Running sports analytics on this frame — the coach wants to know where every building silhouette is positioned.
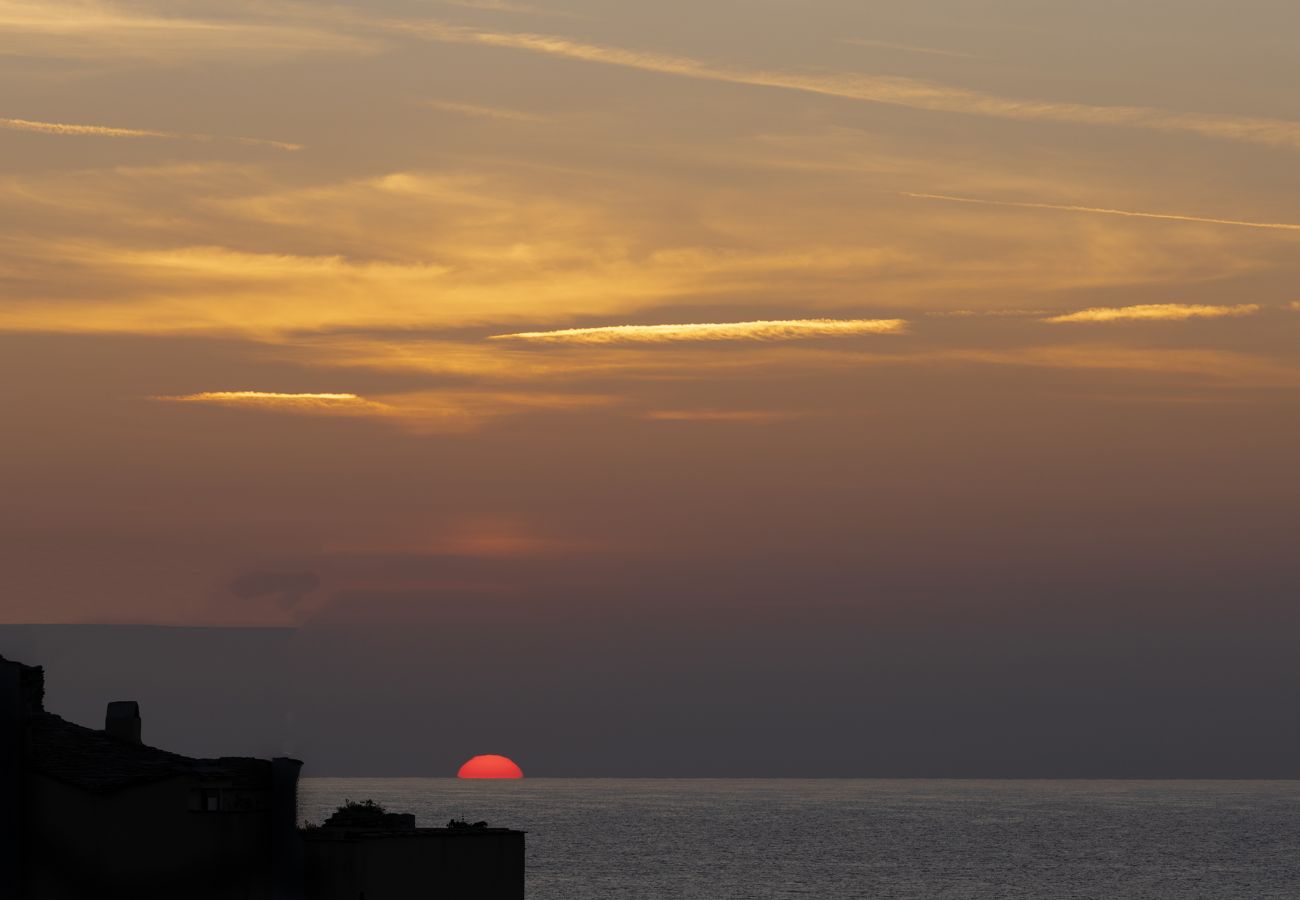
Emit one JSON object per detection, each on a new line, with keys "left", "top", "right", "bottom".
{"left": 1, "top": 653, "right": 524, "bottom": 899}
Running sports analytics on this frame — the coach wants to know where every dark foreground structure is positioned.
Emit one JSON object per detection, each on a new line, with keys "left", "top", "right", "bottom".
{"left": 304, "top": 824, "right": 524, "bottom": 900}
{"left": 0, "top": 653, "right": 524, "bottom": 899}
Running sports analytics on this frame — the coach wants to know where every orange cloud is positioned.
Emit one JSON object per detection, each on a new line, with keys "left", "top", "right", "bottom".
{"left": 152, "top": 389, "right": 614, "bottom": 432}
{"left": 155, "top": 391, "right": 375, "bottom": 408}
{"left": 490, "top": 318, "right": 907, "bottom": 344}
{"left": 1043, "top": 304, "right": 1261, "bottom": 324}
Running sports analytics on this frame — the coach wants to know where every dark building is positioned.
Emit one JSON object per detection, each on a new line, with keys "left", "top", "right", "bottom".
{"left": 1, "top": 653, "right": 301, "bottom": 898}
{"left": 1, "top": 653, "right": 524, "bottom": 899}
{"left": 304, "top": 817, "right": 525, "bottom": 900}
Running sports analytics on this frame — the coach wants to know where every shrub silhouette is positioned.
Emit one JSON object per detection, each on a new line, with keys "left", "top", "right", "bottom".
{"left": 322, "top": 799, "right": 393, "bottom": 828}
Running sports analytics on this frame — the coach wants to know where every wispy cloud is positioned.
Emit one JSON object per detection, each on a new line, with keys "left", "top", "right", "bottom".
{"left": 420, "top": 99, "right": 548, "bottom": 122}
{"left": 0, "top": 156, "right": 1269, "bottom": 345}
{"left": 437, "top": 0, "right": 583, "bottom": 17}
{"left": 0, "top": 116, "right": 300, "bottom": 150}
{"left": 1043, "top": 304, "right": 1261, "bottom": 324}
{"left": 644, "top": 409, "right": 793, "bottom": 423}
{"left": 390, "top": 20, "right": 1300, "bottom": 148}
{"left": 902, "top": 192, "right": 1300, "bottom": 232}
{"left": 1, "top": 117, "right": 172, "bottom": 139}
{"left": 926, "top": 308, "right": 1048, "bottom": 318}
{"left": 839, "top": 37, "right": 986, "bottom": 61}
{"left": 490, "top": 318, "right": 907, "bottom": 344}
{"left": 155, "top": 391, "right": 380, "bottom": 410}
{"left": 0, "top": 0, "right": 375, "bottom": 61}
{"left": 152, "top": 389, "right": 614, "bottom": 432}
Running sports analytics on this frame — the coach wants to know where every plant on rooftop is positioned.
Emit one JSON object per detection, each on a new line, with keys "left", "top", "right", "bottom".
{"left": 322, "top": 798, "right": 390, "bottom": 828}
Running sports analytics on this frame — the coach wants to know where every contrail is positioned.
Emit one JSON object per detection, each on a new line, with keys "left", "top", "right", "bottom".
{"left": 490, "top": 318, "right": 907, "bottom": 344}
{"left": 0, "top": 117, "right": 301, "bottom": 151}
{"left": 155, "top": 391, "right": 366, "bottom": 404}
{"left": 901, "top": 192, "right": 1300, "bottom": 232}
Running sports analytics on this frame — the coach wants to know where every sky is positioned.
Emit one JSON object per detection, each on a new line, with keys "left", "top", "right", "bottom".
{"left": 1, "top": 0, "right": 1299, "bottom": 775}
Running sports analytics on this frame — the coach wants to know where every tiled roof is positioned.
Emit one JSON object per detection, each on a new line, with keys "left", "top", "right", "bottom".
{"left": 26, "top": 711, "right": 272, "bottom": 794}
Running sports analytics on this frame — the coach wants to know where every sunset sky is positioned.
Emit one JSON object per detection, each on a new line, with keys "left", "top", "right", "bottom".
{"left": 3, "top": 1, "right": 1298, "bottom": 774}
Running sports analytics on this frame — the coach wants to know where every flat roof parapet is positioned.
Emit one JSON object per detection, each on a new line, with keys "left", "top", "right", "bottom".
{"left": 303, "top": 827, "right": 525, "bottom": 839}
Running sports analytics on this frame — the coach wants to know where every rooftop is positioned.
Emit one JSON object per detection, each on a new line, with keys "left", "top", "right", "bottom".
{"left": 27, "top": 711, "right": 276, "bottom": 793}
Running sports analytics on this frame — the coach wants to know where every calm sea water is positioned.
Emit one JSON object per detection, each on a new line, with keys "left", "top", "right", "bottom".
{"left": 299, "top": 779, "right": 1300, "bottom": 898}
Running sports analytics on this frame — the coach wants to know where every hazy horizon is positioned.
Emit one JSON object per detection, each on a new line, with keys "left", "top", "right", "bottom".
{"left": 6, "top": 621, "right": 1299, "bottom": 779}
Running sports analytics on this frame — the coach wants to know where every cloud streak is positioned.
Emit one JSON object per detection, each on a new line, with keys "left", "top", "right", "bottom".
{"left": 437, "top": 0, "right": 584, "bottom": 17}
{"left": 0, "top": 116, "right": 300, "bottom": 150}
{"left": 490, "top": 318, "right": 907, "bottom": 344}
{"left": 152, "top": 389, "right": 614, "bottom": 432}
{"left": 645, "top": 409, "right": 793, "bottom": 423}
{"left": 392, "top": 20, "right": 1300, "bottom": 148}
{"left": 839, "top": 38, "right": 987, "bottom": 61}
{"left": 1043, "top": 304, "right": 1261, "bottom": 324}
{"left": 155, "top": 391, "right": 378, "bottom": 410}
{"left": 902, "top": 192, "right": 1300, "bottom": 232}
{"left": 0, "top": 0, "right": 374, "bottom": 61}
{"left": 420, "top": 99, "right": 549, "bottom": 122}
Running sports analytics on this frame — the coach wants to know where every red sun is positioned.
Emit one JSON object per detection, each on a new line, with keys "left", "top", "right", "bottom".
{"left": 457, "top": 754, "right": 524, "bottom": 779}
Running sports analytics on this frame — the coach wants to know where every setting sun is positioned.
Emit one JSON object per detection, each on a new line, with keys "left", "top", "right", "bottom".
{"left": 458, "top": 755, "right": 524, "bottom": 779}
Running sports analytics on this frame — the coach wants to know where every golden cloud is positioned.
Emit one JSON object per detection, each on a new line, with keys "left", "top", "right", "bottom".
{"left": 0, "top": 154, "right": 1272, "bottom": 347}
{"left": 1043, "top": 304, "right": 1261, "bottom": 324}
{"left": 153, "top": 391, "right": 381, "bottom": 411}
{"left": 151, "top": 389, "right": 614, "bottom": 432}
{"left": 490, "top": 318, "right": 908, "bottom": 344}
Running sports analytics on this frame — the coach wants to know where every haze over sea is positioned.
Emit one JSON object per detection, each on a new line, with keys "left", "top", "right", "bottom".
{"left": 300, "top": 778, "right": 1300, "bottom": 898}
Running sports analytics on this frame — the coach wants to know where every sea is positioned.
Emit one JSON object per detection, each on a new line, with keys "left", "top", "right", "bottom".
{"left": 299, "top": 779, "right": 1300, "bottom": 898}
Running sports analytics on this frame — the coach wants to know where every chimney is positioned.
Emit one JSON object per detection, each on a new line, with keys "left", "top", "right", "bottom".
{"left": 271, "top": 757, "right": 305, "bottom": 899}
{"left": 105, "top": 700, "right": 142, "bottom": 744}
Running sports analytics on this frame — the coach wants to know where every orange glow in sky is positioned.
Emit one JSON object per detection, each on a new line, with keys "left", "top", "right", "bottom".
{"left": 1, "top": 0, "right": 1298, "bottom": 640}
